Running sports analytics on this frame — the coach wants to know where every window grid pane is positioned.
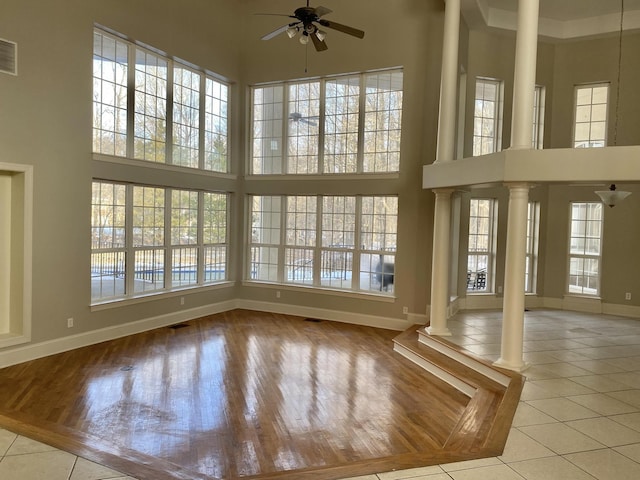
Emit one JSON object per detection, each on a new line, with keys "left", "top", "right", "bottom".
{"left": 133, "top": 186, "right": 165, "bottom": 247}
{"left": 134, "top": 248, "right": 165, "bottom": 293}
{"left": 248, "top": 195, "right": 397, "bottom": 295}
{"left": 134, "top": 49, "right": 168, "bottom": 162}
{"left": 250, "top": 70, "right": 403, "bottom": 176}
{"left": 252, "top": 86, "right": 284, "bottom": 175}
{"left": 93, "top": 31, "right": 128, "bottom": 156}
{"left": 473, "top": 79, "right": 501, "bottom": 156}
{"left": 324, "top": 76, "right": 360, "bottom": 173}
{"left": 568, "top": 202, "right": 603, "bottom": 295}
{"left": 287, "top": 82, "right": 320, "bottom": 174}
{"left": 467, "top": 199, "right": 494, "bottom": 292}
{"left": 363, "top": 71, "right": 403, "bottom": 172}
{"left": 574, "top": 84, "right": 609, "bottom": 148}
{"left": 205, "top": 78, "right": 229, "bottom": 172}
{"left": 173, "top": 67, "right": 200, "bottom": 168}
{"left": 171, "top": 190, "right": 198, "bottom": 246}
{"left": 171, "top": 247, "right": 198, "bottom": 287}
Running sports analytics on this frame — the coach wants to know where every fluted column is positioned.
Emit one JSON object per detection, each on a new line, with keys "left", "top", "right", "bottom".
{"left": 510, "top": 0, "right": 540, "bottom": 149}
{"left": 494, "top": 183, "right": 530, "bottom": 371}
{"left": 427, "top": 188, "right": 454, "bottom": 336}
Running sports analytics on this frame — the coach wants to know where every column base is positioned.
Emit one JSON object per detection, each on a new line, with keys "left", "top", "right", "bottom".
{"left": 426, "top": 325, "right": 452, "bottom": 337}
{"left": 493, "top": 357, "right": 531, "bottom": 373}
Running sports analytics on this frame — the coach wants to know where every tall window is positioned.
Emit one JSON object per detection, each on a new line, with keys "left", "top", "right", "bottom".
{"left": 473, "top": 78, "right": 503, "bottom": 156}
{"left": 249, "top": 195, "right": 398, "bottom": 295}
{"left": 91, "top": 181, "right": 229, "bottom": 303}
{"left": 93, "top": 29, "right": 229, "bottom": 172}
{"left": 532, "top": 85, "right": 546, "bottom": 149}
{"left": 568, "top": 202, "right": 603, "bottom": 296}
{"left": 467, "top": 199, "right": 497, "bottom": 292}
{"left": 525, "top": 202, "right": 540, "bottom": 293}
{"left": 250, "top": 70, "right": 403, "bottom": 175}
{"left": 573, "top": 83, "right": 609, "bottom": 148}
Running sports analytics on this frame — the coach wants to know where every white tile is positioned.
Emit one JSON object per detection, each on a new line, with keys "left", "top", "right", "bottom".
{"left": 608, "top": 372, "right": 640, "bottom": 389}
{"left": 447, "top": 464, "right": 524, "bottom": 480}
{"left": 565, "top": 448, "right": 640, "bottom": 480}
{"left": 70, "top": 456, "right": 127, "bottom": 480}
{"left": 4, "top": 436, "right": 58, "bottom": 456}
{"left": 0, "top": 429, "right": 17, "bottom": 456}
{"left": 525, "top": 398, "right": 599, "bottom": 422}
{"left": 568, "top": 374, "right": 633, "bottom": 393}
{"left": 511, "top": 402, "right": 556, "bottom": 427}
{"left": 377, "top": 466, "right": 445, "bottom": 479}
{"left": 569, "top": 360, "right": 625, "bottom": 374}
{"left": 567, "top": 393, "right": 638, "bottom": 416}
{"left": 508, "top": 455, "right": 596, "bottom": 480}
{"left": 610, "top": 412, "right": 640, "bottom": 432}
{"left": 497, "top": 428, "right": 555, "bottom": 464}
{"left": 440, "top": 457, "right": 502, "bottom": 472}
{"left": 518, "top": 423, "right": 605, "bottom": 455}
{"left": 614, "top": 443, "right": 640, "bottom": 463}
{"left": 566, "top": 417, "right": 640, "bottom": 447}
{"left": 0, "top": 450, "right": 76, "bottom": 480}
{"left": 526, "top": 379, "right": 595, "bottom": 397}
{"left": 608, "top": 389, "right": 640, "bottom": 408}
{"left": 338, "top": 475, "right": 379, "bottom": 480}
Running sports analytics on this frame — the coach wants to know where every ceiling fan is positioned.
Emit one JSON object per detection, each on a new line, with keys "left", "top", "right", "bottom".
{"left": 258, "top": 1, "right": 365, "bottom": 52}
{"left": 289, "top": 112, "right": 318, "bottom": 126}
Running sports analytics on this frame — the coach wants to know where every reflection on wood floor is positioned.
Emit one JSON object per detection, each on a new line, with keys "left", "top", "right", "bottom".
{"left": 0, "top": 310, "right": 521, "bottom": 480}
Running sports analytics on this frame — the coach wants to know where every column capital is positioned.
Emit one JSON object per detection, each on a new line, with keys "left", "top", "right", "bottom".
{"left": 432, "top": 187, "right": 456, "bottom": 196}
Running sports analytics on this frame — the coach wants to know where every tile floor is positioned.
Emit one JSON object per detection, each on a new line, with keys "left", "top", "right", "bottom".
{"left": 4, "top": 309, "right": 640, "bottom": 479}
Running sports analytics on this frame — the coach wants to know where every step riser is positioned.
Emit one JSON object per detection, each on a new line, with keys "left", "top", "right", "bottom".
{"left": 393, "top": 343, "right": 477, "bottom": 398}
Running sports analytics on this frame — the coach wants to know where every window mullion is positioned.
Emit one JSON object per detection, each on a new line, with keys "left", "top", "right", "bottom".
{"left": 352, "top": 196, "right": 362, "bottom": 290}
{"left": 278, "top": 196, "right": 286, "bottom": 283}
{"left": 197, "top": 191, "right": 204, "bottom": 285}
{"left": 126, "top": 46, "right": 136, "bottom": 158}
{"left": 199, "top": 75, "right": 206, "bottom": 170}
{"left": 318, "top": 80, "right": 326, "bottom": 174}
{"left": 164, "top": 188, "right": 172, "bottom": 290}
{"left": 166, "top": 61, "right": 174, "bottom": 166}
{"left": 356, "top": 74, "right": 366, "bottom": 174}
{"left": 314, "top": 196, "right": 323, "bottom": 285}
{"left": 283, "top": 84, "right": 290, "bottom": 174}
{"left": 125, "top": 185, "right": 134, "bottom": 297}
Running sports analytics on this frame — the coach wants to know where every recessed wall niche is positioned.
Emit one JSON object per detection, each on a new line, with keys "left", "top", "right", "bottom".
{"left": 0, "top": 163, "right": 32, "bottom": 348}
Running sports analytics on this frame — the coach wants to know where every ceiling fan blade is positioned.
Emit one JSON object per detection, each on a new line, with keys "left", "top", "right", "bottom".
{"left": 310, "top": 31, "right": 328, "bottom": 52}
{"left": 314, "top": 6, "right": 333, "bottom": 18}
{"left": 261, "top": 22, "right": 299, "bottom": 40}
{"left": 317, "top": 19, "right": 365, "bottom": 39}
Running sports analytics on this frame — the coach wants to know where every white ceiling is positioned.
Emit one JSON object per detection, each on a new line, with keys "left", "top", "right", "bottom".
{"left": 461, "top": 0, "right": 640, "bottom": 39}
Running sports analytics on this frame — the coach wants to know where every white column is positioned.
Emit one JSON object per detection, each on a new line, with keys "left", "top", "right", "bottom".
{"left": 494, "top": 183, "right": 530, "bottom": 371}
{"left": 510, "top": 0, "right": 540, "bottom": 150}
{"left": 427, "top": 188, "right": 454, "bottom": 336}
{"left": 436, "top": 0, "right": 461, "bottom": 163}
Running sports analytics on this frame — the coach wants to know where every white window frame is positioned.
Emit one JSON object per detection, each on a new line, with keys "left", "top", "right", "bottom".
{"left": 248, "top": 195, "right": 398, "bottom": 296}
{"left": 249, "top": 69, "right": 403, "bottom": 175}
{"left": 466, "top": 198, "right": 497, "bottom": 293}
{"left": 472, "top": 77, "right": 504, "bottom": 156}
{"left": 573, "top": 83, "right": 609, "bottom": 149}
{"left": 92, "top": 28, "right": 230, "bottom": 173}
{"left": 567, "top": 202, "right": 603, "bottom": 296}
{"left": 91, "top": 180, "right": 230, "bottom": 304}
{"left": 532, "top": 85, "right": 545, "bottom": 149}
{"left": 525, "top": 201, "right": 540, "bottom": 293}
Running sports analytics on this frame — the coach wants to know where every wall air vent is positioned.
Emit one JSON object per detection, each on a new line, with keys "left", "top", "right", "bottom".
{"left": 0, "top": 38, "right": 17, "bottom": 75}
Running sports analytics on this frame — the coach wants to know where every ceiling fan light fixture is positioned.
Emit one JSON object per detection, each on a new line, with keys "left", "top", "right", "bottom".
{"left": 595, "top": 184, "right": 632, "bottom": 208}
{"left": 286, "top": 26, "right": 298, "bottom": 38}
{"left": 299, "top": 32, "right": 310, "bottom": 44}
{"left": 315, "top": 29, "right": 327, "bottom": 41}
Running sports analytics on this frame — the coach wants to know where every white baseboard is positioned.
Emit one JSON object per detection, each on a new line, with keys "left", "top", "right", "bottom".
{"left": 0, "top": 301, "right": 236, "bottom": 369}
{"left": 407, "top": 312, "right": 428, "bottom": 325}
{"left": 236, "top": 299, "right": 413, "bottom": 331}
{"left": 0, "top": 300, "right": 412, "bottom": 369}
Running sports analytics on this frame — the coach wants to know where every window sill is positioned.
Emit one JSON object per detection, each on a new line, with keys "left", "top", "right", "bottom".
{"left": 242, "top": 281, "right": 396, "bottom": 303}
{"left": 90, "top": 282, "right": 235, "bottom": 312}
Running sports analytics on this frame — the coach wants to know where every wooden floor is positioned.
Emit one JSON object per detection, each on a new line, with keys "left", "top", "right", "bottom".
{"left": 0, "top": 310, "right": 521, "bottom": 480}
